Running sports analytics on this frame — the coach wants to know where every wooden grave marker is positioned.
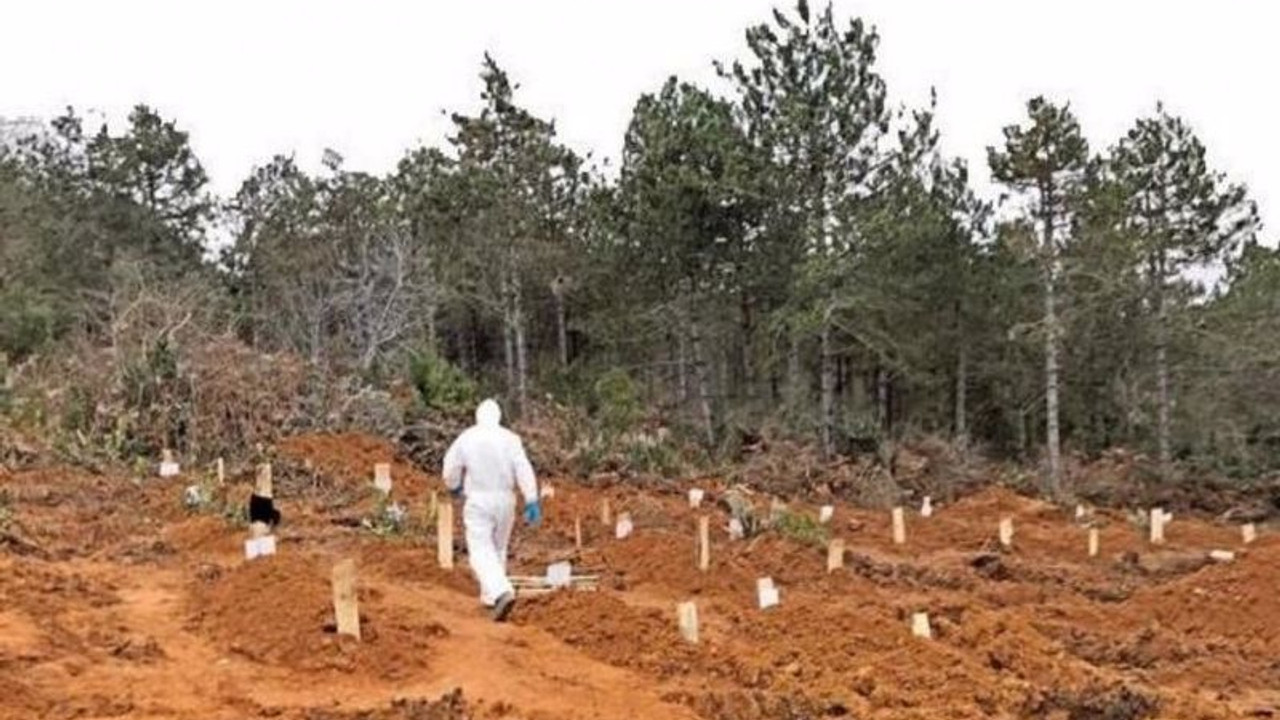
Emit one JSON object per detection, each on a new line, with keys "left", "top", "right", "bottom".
{"left": 373, "top": 463, "right": 392, "bottom": 494}
{"left": 698, "top": 516, "right": 710, "bottom": 571}
{"left": 331, "top": 559, "right": 361, "bottom": 640}
{"left": 677, "top": 601, "right": 699, "bottom": 644}
{"left": 892, "top": 507, "right": 906, "bottom": 545}
{"left": 993, "top": 515, "right": 1013, "bottom": 543}
{"left": 827, "top": 538, "right": 844, "bottom": 572}
{"left": 437, "top": 501, "right": 454, "bottom": 569}
{"left": 1088, "top": 527, "right": 1100, "bottom": 558}
{"left": 911, "top": 612, "right": 932, "bottom": 639}
{"left": 1149, "top": 508, "right": 1165, "bottom": 545}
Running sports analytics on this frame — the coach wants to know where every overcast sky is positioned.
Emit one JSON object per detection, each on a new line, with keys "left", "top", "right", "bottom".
{"left": 2, "top": 1, "right": 1276, "bottom": 237}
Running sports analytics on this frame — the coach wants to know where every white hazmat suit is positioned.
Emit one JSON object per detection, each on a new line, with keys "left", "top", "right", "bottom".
{"left": 442, "top": 399, "right": 538, "bottom": 607}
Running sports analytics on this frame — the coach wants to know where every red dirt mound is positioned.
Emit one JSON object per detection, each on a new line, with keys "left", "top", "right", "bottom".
{"left": 187, "top": 552, "right": 447, "bottom": 679}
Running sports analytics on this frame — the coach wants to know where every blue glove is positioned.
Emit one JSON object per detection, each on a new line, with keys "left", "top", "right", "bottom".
{"left": 523, "top": 500, "right": 542, "bottom": 526}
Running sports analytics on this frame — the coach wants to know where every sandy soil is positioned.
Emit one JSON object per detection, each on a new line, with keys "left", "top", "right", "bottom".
{"left": 1, "top": 433, "right": 1277, "bottom": 719}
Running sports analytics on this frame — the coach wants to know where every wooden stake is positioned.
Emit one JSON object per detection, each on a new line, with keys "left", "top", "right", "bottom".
{"left": 437, "top": 501, "right": 454, "bottom": 569}
{"left": 1149, "top": 508, "right": 1165, "bottom": 545}
{"left": 698, "top": 516, "right": 710, "bottom": 572}
{"left": 429, "top": 491, "right": 438, "bottom": 521}
{"left": 331, "top": 559, "right": 361, "bottom": 640}
{"left": 215, "top": 457, "right": 225, "bottom": 485}
{"left": 891, "top": 507, "right": 906, "bottom": 545}
{"left": 999, "top": 517, "right": 1014, "bottom": 548}
{"left": 677, "top": 601, "right": 698, "bottom": 643}
{"left": 827, "top": 538, "right": 844, "bottom": 573}
{"left": 1242, "top": 523, "right": 1257, "bottom": 545}
{"left": 601, "top": 499, "right": 612, "bottom": 526}
{"left": 1088, "top": 527, "right": 1099, "bottom": 558}
{"left": 911, "top": 612, "right": 932, "bottom": 639}
{"left": 255, "top": 463, "right": 273, "bottom": 498}
{"left": 373, "top": 463, "right": 392, "bottom": 494}
{"left": 574, "top": 515, "right": 583, "bottom": 551}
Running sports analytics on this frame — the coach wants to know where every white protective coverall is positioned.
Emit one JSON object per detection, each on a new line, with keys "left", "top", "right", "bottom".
{"left": 442, "top": 400, "right": 538, "bottom": 606}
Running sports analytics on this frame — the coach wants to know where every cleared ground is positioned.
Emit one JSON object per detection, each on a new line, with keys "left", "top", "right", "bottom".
{"left": 1, "top": 433, "right": 1276, "bottom": 719}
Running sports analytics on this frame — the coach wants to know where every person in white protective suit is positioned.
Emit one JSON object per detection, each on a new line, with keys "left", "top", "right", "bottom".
{"left": 442, "top": 399, "right": 540, "bottom": 621}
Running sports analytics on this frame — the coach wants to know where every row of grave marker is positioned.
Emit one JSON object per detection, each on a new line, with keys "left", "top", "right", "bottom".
{"left": 161, "top": 452, "right": 1265, "bottom": 644}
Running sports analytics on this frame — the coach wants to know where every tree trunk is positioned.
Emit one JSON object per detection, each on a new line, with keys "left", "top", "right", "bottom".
{"left": 1042, "top": 206, "right": 1063, "bottom": 498}
{"left": 513, "top": 274, "right": 528, "bottom": 415}
{"left": 819, "top": 310, "right": 836, "bottom": 459}
{"left": 689, "top": 316, "right": 715, "bottom": 447}
{"left": 955, "top": 341, "right": 968, "bottom": 448}
{"left": 553, "top": 282, "right": 569, "bottom": 368}
{"left": 502, "top": 276, "right": 516, "bottom": 398}
{"left": 1153, "top": 254, "right": 1172, "bottom": 476}
{"left": 787, "top": 334, "right": 802, "bottom": 406}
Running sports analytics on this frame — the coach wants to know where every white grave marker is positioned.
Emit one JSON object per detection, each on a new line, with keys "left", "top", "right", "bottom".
{"left": 1242, "top": 523, "right": 1257, "bottom": 544}
{"left": 373, "top": 463, "right": 392, "bottom": 494}
{"left": 892, "top": 507, "right": 906, "bottom": 545}
{"left": 546, "top": 561, "right": 573, "bottom": 588}
{"left": 688, "top": 488, "right": 705, "bottom": 508}
{"left": 921, "top": 496, "right": 934, "bottom": 518}
{"left": 159, "top": 449, "right": 180, "bottom": 478}
{"left": 1149, "top": 508, "right": 1165, "bottom": 545}
{"left": 728, "top": 518, "right": 745, "bottom": 540}
{"left": 1088, "top": 527, "right": 1100, "bottom": 558}
{"left": 615, "top": 513, "right": 633, "bottom": 540}
{"left": 244, "top": 535, "right": 277, "bottom": 560}
{"left": 758, "top": 580, "right": 780, "bottom": 610}
{"left": 818, "top": 505, "right": 834, "bottom": 524}
{"left": 1208, "top": 550, "right": 1235, "bottom": 563}
{"left": 677, "top": 601, "right": 699, "bottom": 643}
{"left": 999, "top": 518, "right": 1014, "bottom": 548}
{"left": 911, "top": 612, "right": 932, "bottom": 639}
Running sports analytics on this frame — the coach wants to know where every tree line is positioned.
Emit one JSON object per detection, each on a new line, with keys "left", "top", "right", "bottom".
{"left": 2, "top": 1, "right": 1276, "bottom": 488}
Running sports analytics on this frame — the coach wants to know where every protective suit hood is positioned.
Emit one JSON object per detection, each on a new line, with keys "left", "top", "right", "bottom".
{"left": 475, "top": 399, "right": 502, "bottom": 427}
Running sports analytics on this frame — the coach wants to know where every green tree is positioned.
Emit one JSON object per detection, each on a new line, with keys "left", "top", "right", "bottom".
{"left": 989, "top": 97, "right": 1090, "bottom": 496}
{"left": 1108, "top": 104, "right": 1259, "bottom": 473}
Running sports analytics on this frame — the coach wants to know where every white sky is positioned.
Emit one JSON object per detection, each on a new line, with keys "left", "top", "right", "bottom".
{"left": 1, "top": 1, "right": 1276, "bottom": 238}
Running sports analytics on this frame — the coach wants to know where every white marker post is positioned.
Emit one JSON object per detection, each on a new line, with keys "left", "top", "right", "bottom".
{"left": 1242, "top": 523, "right": 1257, "bottom": 545}
{"left": 601, "top": 499, "right": 612, "bottom": 527}
{"left": 677, "top": 602, "right": 699, "bottom": 644}
{"left": 159, "top": 449, "right": 180, "bottom": 478}
{"left": 256, "top": 463, "right": 273, "bottom": 499}
{"left": 818, "top": 505, "right": 834, "bottom": 524}
{"left": 911, "top": 612, "right": 932, "bottom": 639}
{"left": 215, "top": 457, "right": 225, "bottom": 486}
{"left": 827, "top": 538, "right": 844, "bottom": 573}
{"left": 437, "top": 501, "right": 454, "bottom": 569}
{"left": 689, "top": 488, "right": 705, "bottom": 508}
{"left": 728, "top": 518, "right": 745, "bottom": 540}
{"left": 615, "top": 513, "right": 633, "bottom": 540}
{"left": 1149, "top": 508, "right": 1165, "bottom": 545}
{"left": 1088, "top": 527, "right": 1100, "bottom": 558}
{"left": 757, "top": 577, "right": 779, "bottom": 609}
{"left": 698, "top": 516, "right": 710, "bottom": 572}
{"left": 999, "top": 518, "right": 1014, "bottom": 549}
{"left": 331, "top": 559, "right": 361, "bottom": 641}
{"left": 373, "top": 463, "right": 392, "bottom": 495}
{"left": 546, "top": 561, "right": 573, "bottom": 588}
{"left": 921, "top": 496, "right": 933, "bottom": 518}
{"left": 892, "top": 507, "right": 906, "bottom": 546}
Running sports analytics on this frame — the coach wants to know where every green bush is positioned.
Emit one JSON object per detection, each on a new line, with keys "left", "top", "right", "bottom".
{"left": 593, "top": 368, "right": 641, "bottom": 436}
{"left": 408, "top": 351, "right": 476, "bottom": 413}
{"left": 773, "top": 509, "right": 829, "bottom": 547}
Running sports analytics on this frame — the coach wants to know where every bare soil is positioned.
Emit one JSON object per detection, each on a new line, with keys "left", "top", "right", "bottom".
{"left": 2, "top": 432, "right": 1277, "bottom": 719}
